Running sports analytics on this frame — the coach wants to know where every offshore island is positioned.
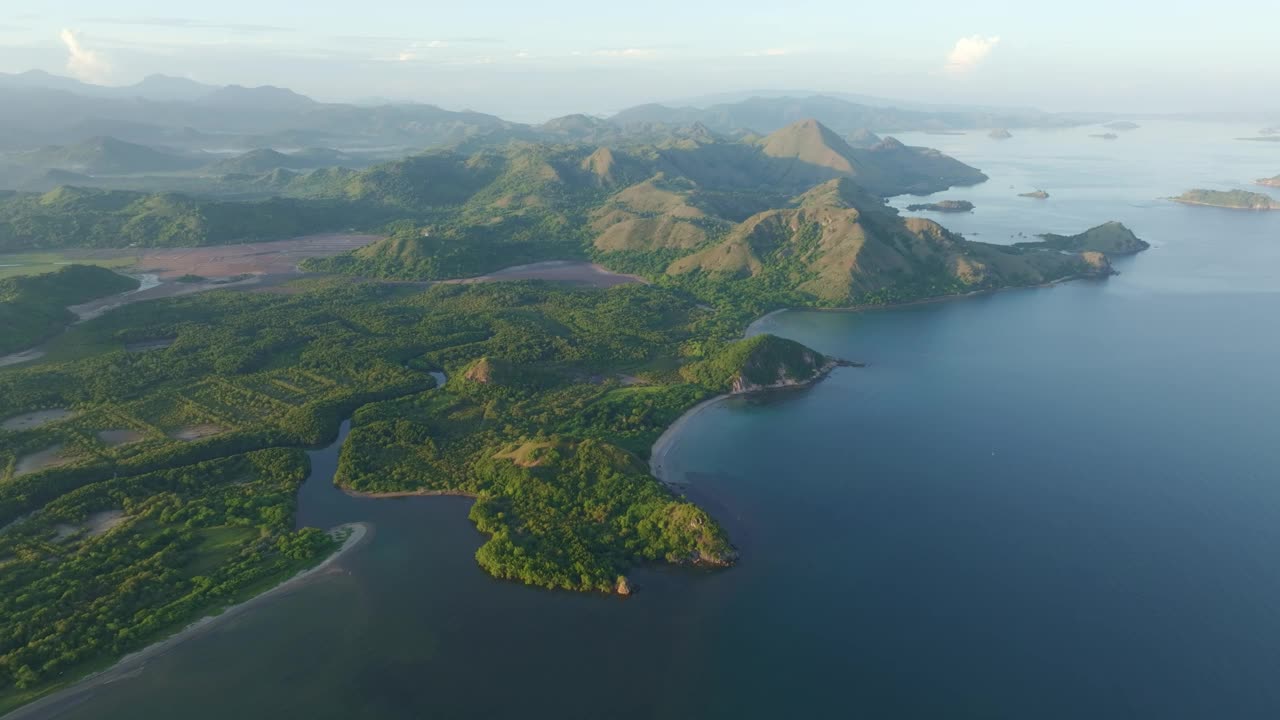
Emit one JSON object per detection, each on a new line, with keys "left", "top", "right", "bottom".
{"left": 1171, "top": 189, "right": 1280, "bottom": 210}
{"left": 1, "top": 117, "right": 1147, "bottom": 713}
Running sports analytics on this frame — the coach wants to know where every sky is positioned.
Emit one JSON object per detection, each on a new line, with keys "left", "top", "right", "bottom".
{"left": 2, "top": 1, "right": 1278, "bottom": 121}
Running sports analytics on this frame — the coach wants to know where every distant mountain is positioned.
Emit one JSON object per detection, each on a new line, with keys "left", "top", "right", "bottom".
{"left": 0, "top": 70, "right": 217, "bottom": 102}
{"left": 666, "top": 89, "right": 1048, "bottom": 116}
{"left": 126, "top": 74, "right": 220, "bottom": 101}
{"left": 611, "top": 95, "right": 1099, "bottom": 134}
{"left": 197, "top": 85, "right": 319, "bottom": 112}
{"left": 204, "top": 147, "right": 363, "bottom": 175}
{"left": 11, "top": 137, "right": 203, "bottom": 175}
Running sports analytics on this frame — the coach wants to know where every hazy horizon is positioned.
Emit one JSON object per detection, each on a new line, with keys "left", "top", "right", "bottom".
{"left": 3, "top": 2, "right": 1279, "bottom": 122}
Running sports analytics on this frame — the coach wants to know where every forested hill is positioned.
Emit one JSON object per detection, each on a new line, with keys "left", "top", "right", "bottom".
{"left": 0, "top": 265, "right": 139, "bottom": 353}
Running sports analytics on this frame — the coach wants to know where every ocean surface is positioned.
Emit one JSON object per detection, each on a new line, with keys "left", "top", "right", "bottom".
{"left": 45, "top": 121, "right": 1280, "bottom": 719}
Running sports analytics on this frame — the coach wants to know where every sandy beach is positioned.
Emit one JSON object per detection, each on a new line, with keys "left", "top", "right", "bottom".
{"left": 649, "top": 394, "right": 731, "bottom": 486}
{"left": 2, "top": 522, "right": 371, "bottom": 720}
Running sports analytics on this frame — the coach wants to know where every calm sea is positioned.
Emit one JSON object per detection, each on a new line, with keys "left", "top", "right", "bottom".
{"left": 44, "top": 121, "right": 1280, "bottom": 719}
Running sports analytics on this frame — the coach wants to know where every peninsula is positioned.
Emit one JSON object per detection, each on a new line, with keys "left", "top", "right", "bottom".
{"left": 1015, "top": 221, "right": 1150, "bottom": 255}
{"left": 1257, "top": 175, "right": 1280, "bottom": 188}
{"left": 905, "top": 200, "right": 975, "bottom": 213}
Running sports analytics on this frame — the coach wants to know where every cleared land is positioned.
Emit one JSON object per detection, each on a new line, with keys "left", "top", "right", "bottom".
{"left": 0, "top": 234, "right": 382, "bottom": 281}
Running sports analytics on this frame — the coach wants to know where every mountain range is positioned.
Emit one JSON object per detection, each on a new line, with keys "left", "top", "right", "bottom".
{"left": 0, "top": 70, "right": 1104, "bottom": 156}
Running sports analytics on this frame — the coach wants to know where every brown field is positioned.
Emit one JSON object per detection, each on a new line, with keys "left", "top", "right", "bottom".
{"left": 65, "top": 234, "right": 382, "bottom": 279}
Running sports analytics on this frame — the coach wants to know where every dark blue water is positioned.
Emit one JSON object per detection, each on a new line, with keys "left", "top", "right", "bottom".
{"left": 39, "top": 122, "right": 1280, "bottom": 719}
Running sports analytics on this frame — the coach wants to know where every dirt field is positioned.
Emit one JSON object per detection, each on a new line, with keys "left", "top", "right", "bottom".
{"left": 64, "top": 234, "right": 382, "bottom": 279}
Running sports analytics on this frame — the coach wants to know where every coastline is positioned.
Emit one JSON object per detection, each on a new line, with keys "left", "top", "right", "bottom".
{"left": 650, "top": 360, "right": 851, "bottom": 486}
{"left": 1, "top": 521, "right": 371, "bottom": 720}
{"left": 1168, "top": 198, "right": 1280, "bottom": 211}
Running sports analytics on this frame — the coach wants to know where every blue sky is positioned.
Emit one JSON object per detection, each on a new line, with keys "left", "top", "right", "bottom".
{"left": 2, "top": 1, "right": 1277, "bottom": 120}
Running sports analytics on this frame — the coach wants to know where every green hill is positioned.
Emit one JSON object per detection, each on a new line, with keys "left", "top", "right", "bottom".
{"left": 0, "top": 186, "right": 366, "bottom": 251}
{"left": 1016, "top": 221, "right": 1149, "bottom": 255}
{"left": 0, "top": 264, "right": 139, "bottom": 353}
{"left": 665, "top": 178, "right": 1111, "bottom": 306}
{"left": 680, "top": 334, "right": 830, "bottom": 393}
{"left": 13, "top": 137, "right": 201, "bottom": 175}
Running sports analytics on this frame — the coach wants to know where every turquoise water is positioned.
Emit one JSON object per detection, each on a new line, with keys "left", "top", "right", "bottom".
{"left": 39, "top": 122, "right": 1280, "bottom": 719}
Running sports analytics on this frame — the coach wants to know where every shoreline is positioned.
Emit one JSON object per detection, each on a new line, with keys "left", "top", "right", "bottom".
{"left": 650, "top": 360, "right": 851, "bottom": 486}
{"left": 748, "top": 274, "right": 1109, "bottom": 333}
{"left": 1, "top": 522, "right": 371, "bottom": 720}
{"left": 1168, "top": 198, "right": 1280, "bottom": 211}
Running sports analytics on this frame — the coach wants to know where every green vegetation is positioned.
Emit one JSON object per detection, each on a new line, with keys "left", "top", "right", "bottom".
{"left": 1016, "top": 221, "right": 1150, "bottom": 255}
{"left": 0, "top": 265, "right": 138, "bottom": 354}
{"left": 0, "top": 273, "right": 837, "bottom": 705}
{"left": 0, "top": 186, "right": 379, "bottom": 252}
{"left": 680, "top": 335, "right": 828, "bottom": 393}
{"left": 0, "top": 252, "right": 135, "bottom": 280}
{"left": 905, "top": 200, "right": 975, "bottom": 213}
{"left": 0, "top": 448, "right": 334, "bottom": 710}
{"left": 1172, "top": 189, "right": 1280, "bottom": 210}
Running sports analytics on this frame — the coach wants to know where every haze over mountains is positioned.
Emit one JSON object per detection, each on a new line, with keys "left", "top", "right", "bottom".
{"left": 0, "top": 68, "right": 1108, "bottom": 156}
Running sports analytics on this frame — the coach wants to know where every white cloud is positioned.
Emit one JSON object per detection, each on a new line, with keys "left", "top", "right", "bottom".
{"left": 744, "top": 48, "right": 789, "bottom": 57}
{"left": 944, "top": 35, "right": 1000, "bottom": 74}
{"left": 60, "top": 28, "right": 110, "bottom": 82}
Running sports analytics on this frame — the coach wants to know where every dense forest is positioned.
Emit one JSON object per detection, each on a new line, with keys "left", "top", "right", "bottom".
{"left": 0, "top": 265, "right": 139, "bottom": 354}
{"left": 0, "top": 277, "right": 808, "bottom": 704}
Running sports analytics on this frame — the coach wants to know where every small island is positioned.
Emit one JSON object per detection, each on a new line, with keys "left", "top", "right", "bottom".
{"left": 905, "top": 200, "right": 974, "bottom": 213}
{"left": 1019, "top": 189, "right": 1050, "bottom": 199}
{"left": 1104, "top": 121, "right": 1140, "bottom": 131}
{"left": 1090, "top": 133, "right": 1119, "bottom": 140}
{"left": 1014, "top": 221, "right": 1150, "bottom": 255}
{"left": 1171, "top": 189, "right": 1280, "bottom": 210}
{"left": 1256, "top": 175, "right": 1280, "bottom": 188}
{"left": 989, "top": 128, "right": 1013, "bottom": 140}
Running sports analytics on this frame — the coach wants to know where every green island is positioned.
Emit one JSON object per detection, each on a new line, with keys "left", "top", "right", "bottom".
{"left": 1014, "top": 221, "right": 1150, "bottom": 255}
{"left": 905, "top": 200, "right": 974, "bottom": 213}
{"left": 1172, "top": 189, "right": 1280, "bottom": 210}
{"left": 0, "top": 118, "right": 1137, "bottom": 711}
